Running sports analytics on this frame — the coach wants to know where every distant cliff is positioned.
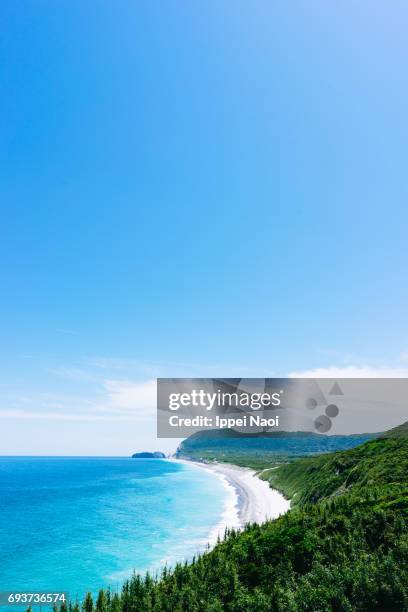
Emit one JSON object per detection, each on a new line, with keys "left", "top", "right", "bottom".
{"left": 131, "top": 451, "right": 166, "bottom": 459}
{"left": 175, "top": 428, "right": 378, "bottom": 468}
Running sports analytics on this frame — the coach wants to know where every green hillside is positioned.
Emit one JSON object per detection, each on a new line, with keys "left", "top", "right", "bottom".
{"left": 382, "top": 420, "right": 408, "bottom": 439}
{"left": 53, "top": 422, "right": 408, "bottom": 611}
{"left": 263, "top": 422, "right": 408, "bottom": 507}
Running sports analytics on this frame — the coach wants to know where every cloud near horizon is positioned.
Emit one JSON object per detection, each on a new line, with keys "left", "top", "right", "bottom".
{"left": 103, "top": 379, "right": 156, "bottom": 413}
{"left": 0, "top": 379, "right": 157, "bottom": 422}
{"left": 1, "top": 361, "right": 407, "bottom": 455}
{"left": 1, "top": 360, "right": 408, "bottom": 424}
{"left": 288, "top": 365, "right": 408, "bottom": 378}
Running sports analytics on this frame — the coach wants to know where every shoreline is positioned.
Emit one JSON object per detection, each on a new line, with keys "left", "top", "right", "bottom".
{"left": 172, "top": 458, "right": 290, "bottom": 545}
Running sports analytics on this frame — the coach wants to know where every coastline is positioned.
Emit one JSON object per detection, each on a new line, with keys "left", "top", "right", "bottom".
{"left": 172, "top": 458, "right": 290, "bottom": 545}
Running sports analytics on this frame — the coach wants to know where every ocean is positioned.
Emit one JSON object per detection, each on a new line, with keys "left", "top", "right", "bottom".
{"left": 0, "top": 457, "right": 233, "bottom": 604}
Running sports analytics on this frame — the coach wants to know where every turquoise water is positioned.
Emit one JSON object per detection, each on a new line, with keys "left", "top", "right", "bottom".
{"left": 0, "top": 457, "right": 228, "bottom": 604}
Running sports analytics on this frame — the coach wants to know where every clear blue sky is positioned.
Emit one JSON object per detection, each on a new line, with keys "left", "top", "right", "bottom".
{"left": 1, "top": 2, "right": 407, "bottom": 454}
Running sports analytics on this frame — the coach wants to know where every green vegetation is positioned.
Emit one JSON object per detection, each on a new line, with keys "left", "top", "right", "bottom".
{"left": 53, "top": 423, "right": 408, "bottom": 611}
{"left": 262, "top": 427, "right": 408, "bottom": 508}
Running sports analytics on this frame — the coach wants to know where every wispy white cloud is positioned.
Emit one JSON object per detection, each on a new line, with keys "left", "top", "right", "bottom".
{"left": 86, "top": 356, "right": 263, "bottom": 378}
{"left": 0, "top": 410, "right": 142, "bottom": 421}
{"left": 47, "top": 366, "right": 99, "bottom": 382}
{"left": 288, "top": 365, "right": 408, "bottom": 378}
{"left": 87, "top": 357, "right": 144, "bottom": 371}
{"left": 0, "top": 378, "right": 157, "bottom": 422}
{"left": 6, "top": 353, "right": 408, "bottom": 426}
{"left": 103, "top": 379, "right": 156, "bottom": 413}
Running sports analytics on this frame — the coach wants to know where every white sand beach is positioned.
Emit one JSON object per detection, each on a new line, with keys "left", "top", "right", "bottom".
{"left": 173, "top": 459, "right": 290, "bottom": 544}
{"left": 207, "top": 462, "right": 290, "bottom": 526}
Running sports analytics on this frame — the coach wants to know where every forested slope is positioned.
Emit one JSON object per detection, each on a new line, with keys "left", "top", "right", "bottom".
{"left": 262, "top": 422, "right": 408, "bottom": 507}
{"left": 52, "top": 422, "right": 408, "bottom": 612}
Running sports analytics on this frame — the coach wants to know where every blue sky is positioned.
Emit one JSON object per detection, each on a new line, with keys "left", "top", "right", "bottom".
{"left": 1, "top": 2, "right": 407, "bottom": 454}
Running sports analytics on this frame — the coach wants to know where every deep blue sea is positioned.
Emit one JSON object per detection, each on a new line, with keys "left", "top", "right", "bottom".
{"left": 0, "top": 457, "right": 229, "bottom": 604}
